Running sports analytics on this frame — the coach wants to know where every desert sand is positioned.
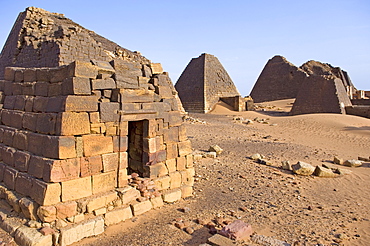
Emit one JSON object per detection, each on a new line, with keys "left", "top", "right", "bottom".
{"left": 2, "top": 99, "right": 369, "bottom": 246}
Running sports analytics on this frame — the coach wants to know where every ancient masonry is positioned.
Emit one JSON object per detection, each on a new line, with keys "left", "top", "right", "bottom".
{"left": 175, "top": 53, "right": 249, "bottom": 113}
{"left": 0, "top": 7, "right": 194, "bottom": 246}
{"left": 250, "top": 55, "right": 309, "bottom": 103}
{"left": 250, "top": 55, "right": 357, "bottom": 103}
{"left": 290, "top": 75, "right": 352, "bottom": 115}
{"left": 250, "top": 55, "right": 370, "bottom": 117}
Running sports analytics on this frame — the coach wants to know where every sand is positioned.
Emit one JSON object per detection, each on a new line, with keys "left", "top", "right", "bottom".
{"left": 73, "top": 100, "right": 370, "bottom": 245}
{"left": 2, "top": 99, "right": 370, "bottom": 246}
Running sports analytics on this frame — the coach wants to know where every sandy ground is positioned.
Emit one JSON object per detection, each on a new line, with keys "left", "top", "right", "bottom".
{"left": 2, "top": 99, "right": 370, "bottom": 246}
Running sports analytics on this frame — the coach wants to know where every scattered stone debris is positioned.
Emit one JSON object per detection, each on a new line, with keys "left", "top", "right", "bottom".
{"left": 333, "top": 156, "right": 344, "bottom": 165}
{"left": 204, "top": 152, "right": 217, "bottom": 158}
{"left": 281, "top": 161, "right": 292, "bottom": 171}
{"left": 313, "top": 166, "right": 337, "bottom": 178}
{"left": 209, "top": 145, "right": 223, "bottom": 156}
{"left": 172, "top": 218, "right": 195, "bottom": 235}
{"left": 183, "top": 115, "right": 207, "bottom": 124}
{"left": 129, "top": 173, "right": 161, "bottom": 199}
{"left": 250, "top": 153, "right": 264, "bottom": 160}
{"left": 257, "top": 159, "right": 273, "bottom": 166}
{"left": 343, "top": 159, "right": 363, "bottom": 167}
{"left": 207, "top": 234, "right": 235, "bottom": 246}
{"left": 233, "top": 117, "right": 254, "bottom": 125}
{"left": 253, "top": 117, "right": 270, "bottom": 124}
{"left": 358, "top": 156, "right": 370, "bottom": 162}
{"left": 322, "top": 163, "right": 352, "bottom": 175}
{"left": 219, "top": 220, "right": 253, "bottom": 240}
{"left": 292, "top": 161, "right": 315, "bottom": 176}
{"left": 251, "top": 234, "right": 290, "bottom": 246}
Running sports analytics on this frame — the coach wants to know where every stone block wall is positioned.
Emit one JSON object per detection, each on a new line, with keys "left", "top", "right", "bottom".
{"left": 290, "top": 76, "right": 352, "bottom": 115}
{"left": 250, "top": 55, "right": 309, "bottom": 103}
{"left": 346, "top": 106, "right": 370, "bottom": 119}
{"left": 351, "top": 99, "right": 370, "bottom": 105}
{"left": 175, "top": 55, "right": 205, "bottom": 113}
{"left": 0, "top": 59, "right": 194, "bottom": 245}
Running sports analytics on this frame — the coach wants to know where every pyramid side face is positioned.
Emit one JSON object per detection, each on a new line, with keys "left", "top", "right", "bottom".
{"left": 175, "top": 55, "right": 206, "bottom": 113}
{"left": 300, "top": 60, "right": 357, "bottom": 96}
{"left": 250, "top": 55, "right": 308, "bottom": 103}
{"left": 0, "top": 7, "right": 150, "bottom": 80}
{"left": 203, "top": 54, "right": 240, "bottom": 112}
{"left": 291, "top": 76, "right": 351, "bottom": 115}
{"left": 0, "top": 11, "right": 37, "bottom": 79}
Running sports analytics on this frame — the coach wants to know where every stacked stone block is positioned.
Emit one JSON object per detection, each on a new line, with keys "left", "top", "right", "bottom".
{"left": 0, "top": 59, "right": 194, "bottom": 245}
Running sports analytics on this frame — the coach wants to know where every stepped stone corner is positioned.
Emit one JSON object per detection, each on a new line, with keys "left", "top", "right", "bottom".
{"left": 0, "top": 7, "right": 194, "bottom": 245}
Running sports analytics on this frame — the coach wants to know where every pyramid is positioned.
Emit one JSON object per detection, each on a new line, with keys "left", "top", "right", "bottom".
{"left": 300, "top": 60, "right": 356, "bottom": 94}
{"left": 175, "top": 53, "right": 240, "bottom": 113}
{"left": 249, "top": 55, "right": 308, "bottom": 103}
{"left": 0, "top": 7, "right": 194, "bottom": 245}
{"left": 290, "top": 75, "right": 352, "bottom": 115}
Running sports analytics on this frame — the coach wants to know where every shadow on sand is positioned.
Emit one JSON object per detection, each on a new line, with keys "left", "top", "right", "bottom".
{"left": 343, "top": 126, "right": 370, "bottom": 132}
{"left": 255, "top": 110, "right": 290, "bottom": 117}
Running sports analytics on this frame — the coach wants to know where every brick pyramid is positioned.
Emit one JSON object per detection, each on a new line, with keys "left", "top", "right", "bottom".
{"left": 249, "top": 55, "right": 308, "bottom": 103}
{"left": 175, "top": 53, "right": 240, "bottom": 113}
{"left": 0, "top": 7, "right": 194, "bottom": 245}
{"left": 300, "top": 60, "right": 357, "bottom": 97}
{"left": 290, "top": 75, "right": 352, "bottom": 115}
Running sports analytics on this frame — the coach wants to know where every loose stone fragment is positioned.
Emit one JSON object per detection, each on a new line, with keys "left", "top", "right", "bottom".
{"left": 333, "top": 156, "right": 343, "bottom": 165}
{"left": 219, "top": 220, "right": 253, "bottom": 240}
{"left": 209, "top": 145, "right": 223, "bottom": 155}
{"left": 281, "top": 161, "right": 292, "bottom": 170}
{"left": 343, "top": 159, "right": 363, "bottom": 167}
{"left": 250, "top": 153, "right": 262, "bottom": 160}
{"left": 292, "top": 161, "right": 315, "bottom": 176}
{"left": 314, "top": 166, "right": 337, "bottom": 178}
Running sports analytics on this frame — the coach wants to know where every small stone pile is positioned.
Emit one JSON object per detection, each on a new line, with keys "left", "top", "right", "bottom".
{"left": 183, "top": 115, "right": 206, "bottom": 124}
{"left": 250, "top": 153, "right": 273, "bottom": 166}
{"left": 128, "top": 173, "right": 161, "bottom": 200}
{"left": 250, "top": 153, "right": 358, "bottom": 178}
{"left": 334, "top": 156, "right": 364, "bottom": 167}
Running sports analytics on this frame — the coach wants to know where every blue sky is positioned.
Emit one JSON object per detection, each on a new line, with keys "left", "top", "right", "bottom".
{"left": 0, "top": 0, "right": 369, "bottom": 94}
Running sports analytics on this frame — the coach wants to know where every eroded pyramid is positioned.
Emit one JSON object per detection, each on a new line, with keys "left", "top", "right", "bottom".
{"left": 249, "top": 55, "right": 308, "bottom": 103}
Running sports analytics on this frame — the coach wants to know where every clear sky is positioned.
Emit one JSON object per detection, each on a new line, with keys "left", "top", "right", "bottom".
{"left": 0, "top": 0, "right": 369, "bottom": 94}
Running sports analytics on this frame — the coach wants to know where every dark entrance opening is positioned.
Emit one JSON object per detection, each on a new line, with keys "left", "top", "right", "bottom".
{"left": 127, "top": 120, "right": 145, "bottom": 176}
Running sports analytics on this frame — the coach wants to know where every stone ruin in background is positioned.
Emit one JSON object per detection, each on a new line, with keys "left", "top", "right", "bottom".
{"left": 250, "top": 55, "right": 370, "bottom": 118}
{"left": 175, "top": 53, "right": 254, "bottom": 113}
{"left": 0, "top": 7, "right": 194, "bottom": 245}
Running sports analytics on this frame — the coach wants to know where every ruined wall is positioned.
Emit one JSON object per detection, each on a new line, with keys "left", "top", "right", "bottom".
{"left": 346, "top": 106, "right": 370, "bottom": 119}
{"left": 175, "top": 55, "right": 205, "bottom": 113}
{"left": 0, "top": 61, "right": 194, "bottom": 245}
{"left": 0, "top": 6, "right": 193, "bottom": 245}
{"left": 290, "top": 76, "right": 352, "bottom": 115}
{"left": 351, "top": 99, "right": 370, "bottom": 105}
{"left": 250, "top": 56, "right": 308, "bottom": 103}
{"left": 300, "top": 60, "right": 356, "bottom": 94}
{"left": 0, "top": 7, "right": 150, "bottom": 80}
